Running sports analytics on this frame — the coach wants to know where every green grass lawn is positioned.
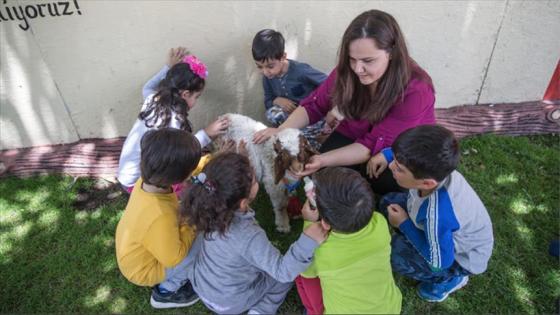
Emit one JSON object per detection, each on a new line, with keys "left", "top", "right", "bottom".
{"left": 1, "top": 134, "right": 559, "bottom": 314}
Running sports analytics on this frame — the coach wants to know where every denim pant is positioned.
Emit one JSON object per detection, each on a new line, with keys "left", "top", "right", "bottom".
{"left": 380, "top": 192, "right": 470, "bottom": 284}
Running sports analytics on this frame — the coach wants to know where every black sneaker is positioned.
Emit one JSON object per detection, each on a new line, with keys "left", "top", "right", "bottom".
{"left": 150, "top": 281, "right": 200, "bottom": 309}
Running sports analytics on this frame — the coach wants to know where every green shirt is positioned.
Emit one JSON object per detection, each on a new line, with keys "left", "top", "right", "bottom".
{"left": 302, "top": 212, "right": 402, "bottom": 314}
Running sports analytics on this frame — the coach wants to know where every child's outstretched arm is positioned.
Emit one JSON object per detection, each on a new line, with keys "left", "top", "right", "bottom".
{"left": 242, "top": 223, "right": 327, "bottom": 283}
{"left": 142, "top": 47, "right": 189, "bottom": 100}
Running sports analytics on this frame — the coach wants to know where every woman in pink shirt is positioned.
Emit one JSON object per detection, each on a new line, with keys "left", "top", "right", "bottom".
{"left": 254, "top": 9, "right": 435, "bottom": 194}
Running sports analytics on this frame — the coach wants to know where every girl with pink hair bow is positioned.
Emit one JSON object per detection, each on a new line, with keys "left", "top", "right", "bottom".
{"left": 118, "top": 47, "right": 229, "bottom": 195}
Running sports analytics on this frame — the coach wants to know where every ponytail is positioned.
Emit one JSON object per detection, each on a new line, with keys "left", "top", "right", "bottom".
{"left": 180, "top": 153, "right": 253, "bottom": 239}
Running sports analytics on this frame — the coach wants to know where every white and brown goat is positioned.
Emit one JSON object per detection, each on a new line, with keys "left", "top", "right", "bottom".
{"left": 219, "top": 113, "right": 317, "bottom": 232}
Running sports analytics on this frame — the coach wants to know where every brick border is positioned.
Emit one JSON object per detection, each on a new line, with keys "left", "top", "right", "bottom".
{"left": 1, "top": 101, "right": 558, "bottom": 178}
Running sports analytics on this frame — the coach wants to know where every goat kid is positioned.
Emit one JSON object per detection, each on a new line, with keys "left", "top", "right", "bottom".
{"left": 218, "top": 113, "right": 317, "bottom": 232}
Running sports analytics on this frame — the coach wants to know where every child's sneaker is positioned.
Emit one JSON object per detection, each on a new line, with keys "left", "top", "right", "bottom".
{"left": 417, "top": 275, "right": 469, "bottom": 302}
{"left": 150, "top": 281, "right": 200, "bottom": 309}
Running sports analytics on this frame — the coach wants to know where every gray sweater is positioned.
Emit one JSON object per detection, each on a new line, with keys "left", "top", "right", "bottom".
{"left": 188, "top": 209, "right": 318, "bottom": 313}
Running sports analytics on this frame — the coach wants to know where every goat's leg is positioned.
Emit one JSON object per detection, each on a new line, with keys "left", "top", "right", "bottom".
{"left": 263, "top": 181, "right": 290, "bottom": 233}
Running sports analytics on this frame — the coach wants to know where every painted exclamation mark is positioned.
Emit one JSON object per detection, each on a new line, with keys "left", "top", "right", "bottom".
{"left": 73, "top": 0, "right": 82, "bottom": 15}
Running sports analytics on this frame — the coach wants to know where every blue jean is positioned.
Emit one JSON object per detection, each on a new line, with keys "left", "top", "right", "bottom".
{"left": 391, "top": 233, "right": 470, "bottom": 284}
{"left": 380, "top": 192, "right": 470, "bottom": 284}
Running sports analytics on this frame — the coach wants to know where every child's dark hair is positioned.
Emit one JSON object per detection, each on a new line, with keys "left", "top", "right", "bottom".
{"left": 139, "top": 63, "right": 205, "bottom": 132}
{"left": 140, "top": 128, "right": 201, "bottom": 188}
{"left": 313, "top": 167, "right": 374, "bottom": 233}
{"left": 392, "top": 124, "right": 460, "bottom": 182}
{"left": 251, "top": 29, "right": 285, "bottom": 62}
{"left": 181, "top": 152, "right": 254, "bottom": 239}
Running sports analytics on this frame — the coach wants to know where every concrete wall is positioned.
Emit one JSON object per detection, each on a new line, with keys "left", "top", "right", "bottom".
{"left": 1, "top": 0, "right": 559, "bottom": 150}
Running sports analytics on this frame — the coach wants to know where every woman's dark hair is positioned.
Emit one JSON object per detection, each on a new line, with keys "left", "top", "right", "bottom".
{"left": 392, "top": 124, "right": 460, "bottom": 182}
{"left": 332, "top": 9, "right": 433, "bottom": 124}
{"left": 140, "top": 128, "right": 201, "bottom": 188}
{"left": 252, "top": 29, "right": 285, "bottom": 62}
{"left": 139, "top": 63, "right": 205, "bottom": 132}
{"left": 181, "top": 152, "right": 254, "bottom": 239}
{"left": 313, "top": 167, "right": 374, "bottom": 233}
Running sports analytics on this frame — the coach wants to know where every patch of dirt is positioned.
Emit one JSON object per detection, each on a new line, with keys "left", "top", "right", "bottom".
{"left": 72, "top": 178, "right": 128, "bottom": 211}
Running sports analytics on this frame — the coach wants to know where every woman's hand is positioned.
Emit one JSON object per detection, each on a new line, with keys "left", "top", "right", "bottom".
{"left": 366, "top": 152, "right": 388, "bottom": 178}
{"left": 167, "top": 47, "right": 189, "bottom": 67}
{"left": 253, "top": 127, "right": 279, "bottom": 144}
{"left": 204, "top": 116, "right": 230, "bottom": 139}
{"left": 295, "top": 155, "right": 323, "bottom": 177}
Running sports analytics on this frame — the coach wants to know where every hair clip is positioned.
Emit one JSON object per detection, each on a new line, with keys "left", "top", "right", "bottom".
{"left": 182, "top": 55, "right": 208, "bottom": 79}
{"left": 191, "top": 172, "right": 216, "bottom": 192}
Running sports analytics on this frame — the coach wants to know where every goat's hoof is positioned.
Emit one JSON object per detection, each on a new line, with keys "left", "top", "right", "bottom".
{"left": 276, "top": 225, "right": 291, "bottom": 233}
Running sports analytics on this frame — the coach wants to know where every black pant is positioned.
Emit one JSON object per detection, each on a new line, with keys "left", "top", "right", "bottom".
{"left": 319, "top": 131, "right": 403, "bottom": 195}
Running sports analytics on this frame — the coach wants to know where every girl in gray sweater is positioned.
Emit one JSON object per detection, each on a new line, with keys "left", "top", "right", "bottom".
{"left": 181, "top": 152, "right": 327, "bottom": 314}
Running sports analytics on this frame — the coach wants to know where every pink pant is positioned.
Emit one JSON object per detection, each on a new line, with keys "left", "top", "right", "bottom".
{"left": 295, "top": 276, "right": 324, "bottom": 315}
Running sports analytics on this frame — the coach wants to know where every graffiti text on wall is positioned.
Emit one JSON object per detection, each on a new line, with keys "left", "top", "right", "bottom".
{"left": 0, "top": 0, "right": 82, "bottom": 31}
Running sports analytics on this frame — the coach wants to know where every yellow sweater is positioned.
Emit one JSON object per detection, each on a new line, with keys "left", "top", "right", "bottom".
{"left": 115, "top": 179, "right": 196, "bottom": 286}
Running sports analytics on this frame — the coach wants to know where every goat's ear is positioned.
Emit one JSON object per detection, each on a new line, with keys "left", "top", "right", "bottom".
{"left": 273, "top": 139, "right": 282, "bottom": 153}
{"left": 274, "top": 149, "right": 291, "bottom": 185}
{"left": 297, "top": 135, "right": 319, "bottom": 163}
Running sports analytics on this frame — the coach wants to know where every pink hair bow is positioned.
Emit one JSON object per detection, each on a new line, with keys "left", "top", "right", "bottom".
{"left": 182, "top": 55, "right": 208, "bottom": 79}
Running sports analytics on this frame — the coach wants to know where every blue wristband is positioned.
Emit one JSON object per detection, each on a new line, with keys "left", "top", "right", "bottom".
{"left": 381, "top": 148, "right": 394, "bottom": 164}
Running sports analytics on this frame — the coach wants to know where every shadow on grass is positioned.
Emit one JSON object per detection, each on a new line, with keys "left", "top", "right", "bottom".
{"left": 0, "top": 176, "right": 208, "bottom": 314}
{"left": 0, "top": 174, "right": 304, "bottom": 314}
{"left": 0, "top": 134, "right": 558, "bottom": 314}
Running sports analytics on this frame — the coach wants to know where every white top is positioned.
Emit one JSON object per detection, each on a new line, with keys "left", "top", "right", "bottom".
{"left": 117, "top": 66, "right": 211, "bottom": 187}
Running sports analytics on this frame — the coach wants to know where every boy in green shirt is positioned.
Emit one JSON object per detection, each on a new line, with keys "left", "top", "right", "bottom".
{"left": 296, "top": 167, "right": 402, "bottom": 314}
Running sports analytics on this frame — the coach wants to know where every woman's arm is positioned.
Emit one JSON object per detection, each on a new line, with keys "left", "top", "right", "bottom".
{"left": 253, "top": 107, "right": 310, "bottom": 144}
{"left": 253, "top": 69, "right": 337, "bottom": 144}
{"left": 296, "top": 142, "right": 370, "bottom": 177}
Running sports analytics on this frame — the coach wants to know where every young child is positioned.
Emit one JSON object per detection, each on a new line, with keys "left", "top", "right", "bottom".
{"left": 372, "top": 124, "right": 494, "bottom": 302}
{"left": 252, "top": 29, "right": 327, "bottom": 149}
{"left": 117, "top": 47, "right": 229, "bottom": 192}
{"left": 296, "top": 167, "right": 402, "bottom": 314}
{"left": 115, "top": 128, "right": 202, "bottom": 309}
{"left": 180, "top": 152, "right": 328, "bottom": 314}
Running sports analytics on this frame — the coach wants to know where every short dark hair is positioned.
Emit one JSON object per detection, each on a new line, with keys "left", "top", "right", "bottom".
{"left": 252, "top": 29, "right": 285, "bottom": 62}
{"left": 392, "top": 124, "right": 460, "bottom": 182}
{"left": 313, "top": 167, "right": 374, "bottom": 233}
{"left": 181, "top": 152, "right": 254, "bottom": 239}
{"left": 140, "top": 128, "right": 201, "bottom": 187}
